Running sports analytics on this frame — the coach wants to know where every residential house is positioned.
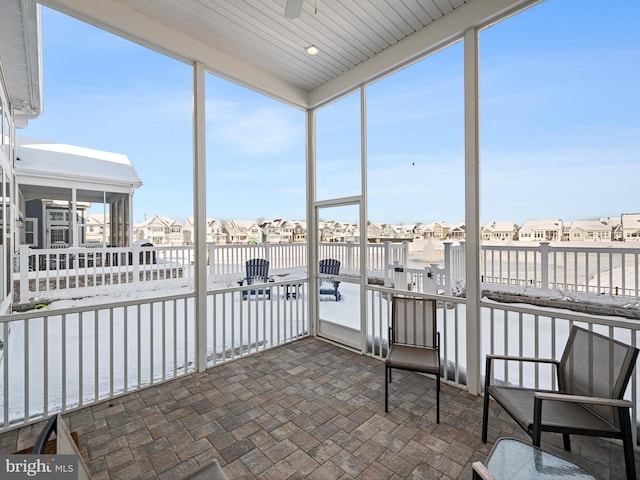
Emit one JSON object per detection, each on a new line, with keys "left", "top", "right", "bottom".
{"left": 208, "top": 218, "right": 227, "bottom": 244}
{"left": 183, "top": 217, "right": 228, "bottom": 245}
{"left": 260, "top": 220, "right": 283, "bottom": 243}
{"left": 292, "top": 221, "right": 306, "bottom": 243}
{"left": 135, "top": 215, "right": 183, "bottom": 245}
{"left": 272, "top": 219, "right": 294, "bottom": 243}
{"left": 430, "top": 221, "right": 451, "bottom": 240}
{"left": 562, "top": 220, "right": 611, "bottom": 242}
{"left": 182, "top": 217, "right": 194, "bottom": 245}
{"left": 621, "top": 213, "right": 640, "bottom": 242}
{"left": 392, "top": 224, "right": 415, "bottom": 241}
{"left": 518, "top": 219, "right": 563, "bottom": 242}
{"left": 16, "top": 137, "right": 142, "bottom": 248}
{"left": 0, "top": 1, "right": 41, "bottom": 314}
{"left": 224, "top": 220, "right": 262, "bottom": 244}
{"left": 85, "top": 213, "right": 109, "bottom": 245}
{"left": 447, "top": 222, "right": 466, "bottom": 240}
{"left": 481, "top": 221, "right": 518, "bottom": 241}
{"left": 413, "top": 223, "right": 434, "bottom": 240}
{"left": 366, "top": 223, "right": 400, "bottom": 242}
{"left": 601, "top": 216, "right": 623, "bottom": 241}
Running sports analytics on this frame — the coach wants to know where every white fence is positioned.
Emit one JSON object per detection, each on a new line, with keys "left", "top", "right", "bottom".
{"left": 14, "top": 241, "right": 640, "bottom": 305}
{"left": 481, "top": 242, "right": 640, "bottom": 297}
{"left": 15, "top": 242, "right": 407, "bottom": 304}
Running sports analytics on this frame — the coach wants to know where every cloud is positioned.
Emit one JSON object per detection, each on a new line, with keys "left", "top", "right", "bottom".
{"left": 208, "top": 104, "right": 302, "bottom": 155}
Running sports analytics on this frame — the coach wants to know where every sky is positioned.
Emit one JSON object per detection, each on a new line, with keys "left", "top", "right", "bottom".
{"left": 22, "top": 0, "right": 640, "bottom": 226}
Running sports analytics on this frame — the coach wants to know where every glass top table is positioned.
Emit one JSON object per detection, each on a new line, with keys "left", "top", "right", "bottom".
{"left": 480, "top": 438, "right": 596, "bottom": 480}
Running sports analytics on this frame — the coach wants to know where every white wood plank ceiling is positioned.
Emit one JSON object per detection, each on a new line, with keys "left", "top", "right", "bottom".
{"left": 34, "top": 0, "right": 537, "bottom": 109}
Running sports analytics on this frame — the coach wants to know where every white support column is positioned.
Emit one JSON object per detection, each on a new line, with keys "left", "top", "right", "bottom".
{"left": 359, "top": 84, "right": 368, "bottom": 353}
{"left": 102, "top": 191, "right": 107, "bottom": 247}
{"left": 71, "top": 187, "right": 78, "bottom": 247}
{"left": 193, "top": 61, "right": 208, "bottom": 371}
{"left": 464, "top": 27, "right": 482, "bottom": 395}
{"left": 306, "top": 109, "right": 318, "bottom": 336}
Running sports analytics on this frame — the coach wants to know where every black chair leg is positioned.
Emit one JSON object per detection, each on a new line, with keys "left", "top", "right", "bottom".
{"left": 481, "top": 390, "right": 490, "bottom": 443}
{"left": 619, "top": 408, "right": 637, "bottom": 480}
{"left": 562, "top": 434, "right": 571, "bottom": 451}
{"left": 436, "top": 373, "right": 440, "bottom": 424}
{"left": 384, "top": 366, "right": 389, "bottom": 412}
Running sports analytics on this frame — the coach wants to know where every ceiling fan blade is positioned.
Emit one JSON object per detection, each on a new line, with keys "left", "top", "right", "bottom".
{"left": 284, "top": 0, "right": 303, "bottom": 19}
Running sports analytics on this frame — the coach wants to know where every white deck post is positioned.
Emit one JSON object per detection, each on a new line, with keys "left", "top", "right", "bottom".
{"left": 193, "top": 61, "right": 207, "bottom": 372}
{"left": 464, "top": 27, "right": 482, "bottom": 395}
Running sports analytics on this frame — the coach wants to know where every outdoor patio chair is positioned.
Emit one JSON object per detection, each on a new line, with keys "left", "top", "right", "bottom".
{"left": 385, "top": 296, "right": 440, "bottom": 423}
{"left": 238, "top": 258, "right": 274, "bottom": 300}
{"left": 481, "top": 325, "right": 639, "bottom": 480}
{"left": 319, "top": 258, "right": 341, "bottom": 301}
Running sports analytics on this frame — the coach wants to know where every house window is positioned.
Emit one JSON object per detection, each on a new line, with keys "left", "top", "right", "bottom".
{"left": 24, "top": 218, "right": 38, "bottom": 246}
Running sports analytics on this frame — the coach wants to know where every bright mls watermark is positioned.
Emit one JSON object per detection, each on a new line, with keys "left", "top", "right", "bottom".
{"left": 0, "top": 455, "right": 78, "bottom": 479}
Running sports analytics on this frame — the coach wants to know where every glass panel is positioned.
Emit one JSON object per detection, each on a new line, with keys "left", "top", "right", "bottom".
{"left": 316, "top": 91, "right": 361, "bottom": 200}
{"left": 205, "top": 72, "right": 305, "bottom": 225}
{"left": 367, "top": 44, "right": 464, "bottom": 290}
{"left": 317, "top": 204, "right": 362, "bottom": 349}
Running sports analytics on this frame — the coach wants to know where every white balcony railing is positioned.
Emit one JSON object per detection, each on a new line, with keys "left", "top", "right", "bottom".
{"left": 0, "top": 280, "right": 308, "bottom": 431}
{"left": 1, "top": 277, "right": 638, "bottom": 444}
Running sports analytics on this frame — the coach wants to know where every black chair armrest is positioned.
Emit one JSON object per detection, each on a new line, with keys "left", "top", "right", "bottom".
{"left": 484, "top": 355, "right": 559, "bottom": 390}
{"left": 534, "top": 392, "right": 633, "bottom": 408}
{"left": 33, "top": 414, "right": 59, "bottom": 454}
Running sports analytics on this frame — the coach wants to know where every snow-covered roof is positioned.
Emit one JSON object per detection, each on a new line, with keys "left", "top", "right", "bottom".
{"left": 520, "top": 219, "right": 562, "bottom": 230}
{"left": 621, "top": 213, "right": 640, "bottom": 230}
{"left": 16, "top": 137, "right": 142, "bottom": 188}
{"left": 483, "top": 221, "right": 517, "bottom": 232}
{"left": 564, "top": 220, "right": 610, "bottom": 232}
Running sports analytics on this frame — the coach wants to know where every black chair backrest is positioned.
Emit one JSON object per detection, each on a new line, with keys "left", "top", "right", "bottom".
{"left": 559, "top": 326, "right": 639, "bottom": 427}
{"left": 319, "top": 258, "right": 340, "bottom": 275}
{"left": 246, "top": 258, "right": 269, "bottom": 283}
{"left": 391, "top": 296, "right": 437, "bottom": 348}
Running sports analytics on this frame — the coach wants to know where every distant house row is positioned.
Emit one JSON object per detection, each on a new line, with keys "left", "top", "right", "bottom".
{"left": 82, "top": 213, "right": 640, "bottom": 246}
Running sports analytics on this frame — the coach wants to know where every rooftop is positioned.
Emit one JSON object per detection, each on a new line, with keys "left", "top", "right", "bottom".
{"left": 2, "top": 337, "right": 635, "bottom": 479}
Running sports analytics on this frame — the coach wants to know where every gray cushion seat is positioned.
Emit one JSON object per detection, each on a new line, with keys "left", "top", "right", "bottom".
{"left": 386, "top": 344, "right": 439, "bottom": 373}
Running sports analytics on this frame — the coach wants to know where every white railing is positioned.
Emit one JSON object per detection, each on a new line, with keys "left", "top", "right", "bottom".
{"left": 482, "top": 242, "right": 640, "bottom": 297}
{"left": 0, "top": 279, "right": 309, "bottom": 431}
{"left": 15, "top": 242, "right": 407, "bottom": 304}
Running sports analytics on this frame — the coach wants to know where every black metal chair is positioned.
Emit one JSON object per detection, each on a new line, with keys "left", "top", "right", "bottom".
{"left": 319, "top": 258, "right": 341, "bottom": 300}
{"left": 482, "top": 325, "right": 639, "bottom": 480}
{"left": 385, "top": 296, "right": 440, "bottom": 423}
{"left": 238, "top": 258, "right": 274, "bottom": 300}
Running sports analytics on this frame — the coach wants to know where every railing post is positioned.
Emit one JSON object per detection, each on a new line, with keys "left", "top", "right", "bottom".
{"left": 423, "top": 266, "right": 435, "bottom": 294}
{"left": 443, "top": 241, "right": 452, "bottom": 295}
{"left": 19, "top": 245, "right": 31, "bottom": 304}
{"left": 540, "top": 242, "right": 550, "bottom": 290}
{"left": 132, "top": 244, "right": 141, "bottom": 284}
{"left": 384, "top": 242, "right": 391, "bottom": 286}
{"left": 402, "top": 241, "right": 409, "bottom": 265}
{"left": 346, "top": 241, "right": 353, "bottom": 271}
{"left": 207, "top": 243, "right": 215, "bottom": 277}
{"left": 264, "top": 243, "right": 271, "bottom": 265}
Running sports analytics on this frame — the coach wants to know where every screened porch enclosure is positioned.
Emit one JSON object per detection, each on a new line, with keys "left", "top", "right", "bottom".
{"left": 1, "top": 1, "right": 639, "bottom": 477}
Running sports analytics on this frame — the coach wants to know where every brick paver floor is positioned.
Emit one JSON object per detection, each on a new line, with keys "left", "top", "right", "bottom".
{"left": 1, "top": 337, "right": 637, "bottom": 478}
